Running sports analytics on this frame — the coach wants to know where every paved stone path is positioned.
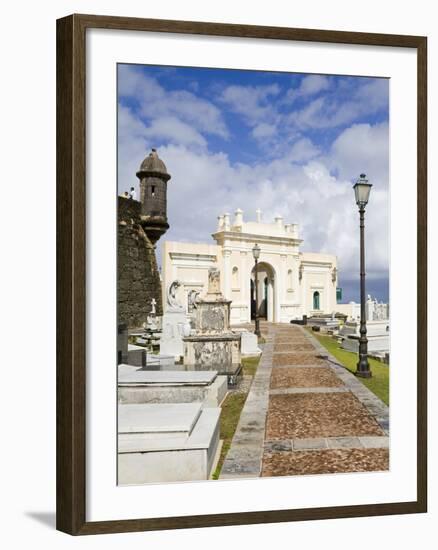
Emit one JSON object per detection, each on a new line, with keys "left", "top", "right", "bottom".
{"left": 220, "top": 323, "right": 389, "bottom": 479}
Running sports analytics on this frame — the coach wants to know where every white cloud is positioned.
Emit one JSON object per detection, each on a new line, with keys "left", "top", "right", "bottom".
{"left": 288, "top": 138, "right": 320, "bottom": 163}
{"left": 329, "top": 122, "right": 389, "bottom": 183}
{"left": 286, "top": 74, "right": 331, "bottom": 102}
{"left": 143, "top": 117, "right": 207, "bottom": 148}
{"left": 288, "top": 78, "right": 389, "bottom": 130}
{"left": 119, "top": 65, "right": 228, "bottom": 139}
{"left": 251, "top": 123, "right": 277, "bottom": 139}
{"left": 220, "top": 83, "right": 280, "bottom": 126}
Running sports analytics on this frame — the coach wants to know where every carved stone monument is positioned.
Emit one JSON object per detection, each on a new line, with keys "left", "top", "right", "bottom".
{"left": 183, "top": 268, "right": 241, "bottom": 385}
{"left": 159, "top": 280, "right": 190, "bottom": 359}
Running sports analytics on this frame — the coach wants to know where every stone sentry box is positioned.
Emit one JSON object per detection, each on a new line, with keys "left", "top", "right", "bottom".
{"left": 118, "top": 148, "right": 171, "bottom": 329}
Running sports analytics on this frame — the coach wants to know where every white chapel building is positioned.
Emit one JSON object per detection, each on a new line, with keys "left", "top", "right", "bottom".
{"left": 161, "top": 209, "right": 338, "bottom": 325}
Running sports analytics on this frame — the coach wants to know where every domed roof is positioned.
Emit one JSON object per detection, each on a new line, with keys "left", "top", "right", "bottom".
{"left": 136, "top": 148, "right": 171, "bottom": 180}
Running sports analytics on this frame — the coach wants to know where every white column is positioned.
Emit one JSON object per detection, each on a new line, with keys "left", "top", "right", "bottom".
{"left": 293, "top": 257, "right": 299, "bottom": 300}
{"left": 240, "top": 251, "right": 249, "bottom": 322}
{"left": 222, "top": 249, "right": 232, "bottom": 300}
{"left": 302, "top": 268, "right": 307, "bottom": 316}
{"left": 268, "top": 279, "right": 274, "bottom": 322}
{"left": 280, "top": 252, "right": 287, "bottom": 298}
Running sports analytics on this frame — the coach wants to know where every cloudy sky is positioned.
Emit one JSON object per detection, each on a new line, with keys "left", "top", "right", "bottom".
{"left": 118, "top": 64, "right": 389, "bottom": 303}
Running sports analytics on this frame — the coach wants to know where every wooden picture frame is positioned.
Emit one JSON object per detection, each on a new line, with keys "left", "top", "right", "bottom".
{"left": 56, "top": 13, "right": 427, "bottom": 535}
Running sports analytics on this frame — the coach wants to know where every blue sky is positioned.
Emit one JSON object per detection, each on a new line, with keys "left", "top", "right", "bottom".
{"left": 118, "top": 64, "right": 389, "bottom": 303}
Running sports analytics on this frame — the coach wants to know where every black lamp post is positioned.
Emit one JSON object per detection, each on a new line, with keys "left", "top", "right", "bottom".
{"left": 252, "top": 243, "right": 261, "bottom": 337}
{"left": 353, "top": 174, "right": 373, "bottom": 378}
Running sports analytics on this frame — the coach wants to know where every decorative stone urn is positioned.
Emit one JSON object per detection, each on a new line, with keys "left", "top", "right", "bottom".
{"left": 183, "top": 268, "right": 241, "bottom": 377}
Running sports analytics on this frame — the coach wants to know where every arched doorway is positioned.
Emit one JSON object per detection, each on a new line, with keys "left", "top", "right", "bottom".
{"left": 250, "top": 262, "right": 275, "bottom": 322}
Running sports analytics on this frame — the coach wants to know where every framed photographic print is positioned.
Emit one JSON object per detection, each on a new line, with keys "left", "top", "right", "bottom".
{"left": 56, "top": 14, "right": 427, "bottom": 535}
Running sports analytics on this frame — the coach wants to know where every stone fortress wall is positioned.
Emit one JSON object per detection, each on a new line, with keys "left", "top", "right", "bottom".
{"left": 117, "top": 195, "right": 163, "bottom": 328}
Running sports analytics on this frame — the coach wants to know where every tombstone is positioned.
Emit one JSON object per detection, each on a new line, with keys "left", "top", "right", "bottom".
{"left": 159, "top": 280, "right": 190, "bottom": 359}
{"left": 240, "top": 331, "right": 262, "bottom": 356}
{"left": 183, "top": 268, "right": 242, "bottom": 386}
{"left": 231, "top": 328, "right": 262, "bottom": 356}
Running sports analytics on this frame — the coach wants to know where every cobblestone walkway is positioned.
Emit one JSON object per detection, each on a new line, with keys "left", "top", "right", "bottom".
{"left": 220, "top": 323, "right": 389, "bottom": 479}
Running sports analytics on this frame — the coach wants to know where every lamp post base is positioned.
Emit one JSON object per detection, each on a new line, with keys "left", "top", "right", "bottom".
{"left": 355, "top": 355, "right": 372, "bottom": 378}
{"left": 355, "top": 370, "right": 372, "bottom": 378}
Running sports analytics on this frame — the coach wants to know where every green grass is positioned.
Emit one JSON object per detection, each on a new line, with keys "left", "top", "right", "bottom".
{"left": 211, "top": 392, "right": 248, "bottom": 479}
{"left": 211, "top": 354, "right": 261, "bottom": 479}
{"left": 241, "top": 355, "right": 260, "bottom": 376}
{"left": 307, "top": 329, "right": 389, "bottom": 406}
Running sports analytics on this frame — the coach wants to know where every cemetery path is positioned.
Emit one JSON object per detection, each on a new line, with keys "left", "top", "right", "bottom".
{"left": 220, "top": 323, "right": 389, "bottom": 480}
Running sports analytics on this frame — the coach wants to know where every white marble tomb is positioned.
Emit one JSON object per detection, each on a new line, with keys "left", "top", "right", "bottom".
{"left": 117, "top": 365, "right": 227, "bottom": 406}
{"left": 117, "top": 403, "right": 221, "bottom": 484}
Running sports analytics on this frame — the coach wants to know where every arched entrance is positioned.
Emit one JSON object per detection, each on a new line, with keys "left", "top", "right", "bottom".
{"left": 250, "top": 262, "right": 275, "bottom": 322}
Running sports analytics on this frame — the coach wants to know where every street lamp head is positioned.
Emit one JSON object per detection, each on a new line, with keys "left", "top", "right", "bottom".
{"left": 252, "top": 243, "right": 261, "bottom": 260}
{"left": 353, "top": 173, "right": 372, "bottom": 209}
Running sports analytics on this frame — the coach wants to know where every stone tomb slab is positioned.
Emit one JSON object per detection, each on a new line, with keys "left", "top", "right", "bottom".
{"left": 118, "top": 369, "right": 217, "bottom": 386}
{"left": 118, "top": 366, "right": 227, "bottom": 406}
{"left": 118, "top": 403, "right": 221, "bottom": 484}
{"left": 118, "top": 403, "right": 202, "bottom": 438}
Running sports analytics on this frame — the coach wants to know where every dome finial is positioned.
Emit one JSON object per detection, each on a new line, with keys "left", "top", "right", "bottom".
{"left": 136, "top": 148, "right": 170, "bottom": 181}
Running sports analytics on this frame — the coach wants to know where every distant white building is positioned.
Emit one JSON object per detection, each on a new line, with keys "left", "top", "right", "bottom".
{"left": 161, "top": 209, "right": 338, "bottom": 324}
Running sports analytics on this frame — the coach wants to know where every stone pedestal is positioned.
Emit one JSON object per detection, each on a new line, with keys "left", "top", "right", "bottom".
{"left": 183, "top": 333, "right": 241, "bottom": 368}
{"left": 183, "top": 268, "right": 242, "bottom": 386}
{"left": 127, "top": 344, "right": 146, "bottom": 367}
